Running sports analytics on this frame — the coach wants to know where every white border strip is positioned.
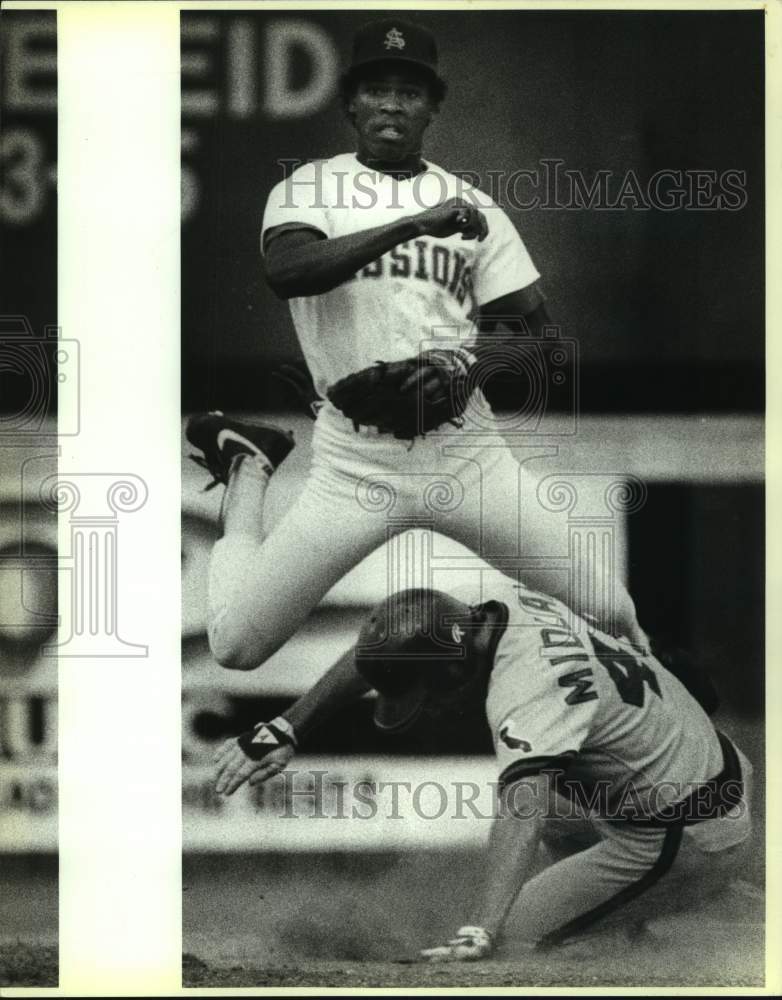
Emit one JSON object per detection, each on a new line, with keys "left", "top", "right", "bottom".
{"left": 57, "top": 4, "right": 181, "bottom": 994}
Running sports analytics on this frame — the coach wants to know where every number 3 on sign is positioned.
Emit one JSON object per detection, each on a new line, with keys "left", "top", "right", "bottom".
{"left": 0, "top": 127, "right": 51, "bottom": 225}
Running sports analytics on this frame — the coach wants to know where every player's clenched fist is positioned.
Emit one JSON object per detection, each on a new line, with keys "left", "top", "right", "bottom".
{"left": 213, "top": 717, "right": 297, "bottom": 796}
{"left": 414, "top": 197, "right": 489, "bottom": 242}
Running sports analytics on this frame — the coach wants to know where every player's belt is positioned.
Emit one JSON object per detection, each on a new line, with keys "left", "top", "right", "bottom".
{"left": 632, "top": 730, "right": 744, "bottom": 828}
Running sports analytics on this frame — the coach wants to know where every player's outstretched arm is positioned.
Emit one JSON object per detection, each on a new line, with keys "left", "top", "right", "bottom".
{"left": 263, "top": 198, "right": 488, "bottom": 299}
{"left": 214, "top": 648, "right": 370, "bottom": 796}
{"left": 421, "top": 775, "right": 547, "bottom": 961}
{"left": 470, "top": 776, "right": 547, "bottom": 936}
{"left": 280, "top": 646, "right": 371, "bottom": 741}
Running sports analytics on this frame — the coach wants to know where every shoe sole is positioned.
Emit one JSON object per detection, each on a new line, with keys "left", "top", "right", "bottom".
{"left": 186, "top": 413, "right": 294, "bottom": 472}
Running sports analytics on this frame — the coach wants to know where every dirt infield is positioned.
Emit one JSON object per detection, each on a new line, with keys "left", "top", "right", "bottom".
{"left": 183, "top": 841, "right": 765, "bottom": 989}
{"left": 0, "top": 943, "right": 57, "bottom": 987}
{"left": 183, "top": 847, "right": 764, "bottom": 988}
{"left": 183, "top": 960, "right": 761, "bottom": 990}
{"left": 183, "top": 916, "right": 764, "bottom": 988}
{"left": 0, "top": 855, "right": 58, "bottom": 987}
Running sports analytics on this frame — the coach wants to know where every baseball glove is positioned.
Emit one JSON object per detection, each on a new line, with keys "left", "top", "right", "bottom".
{"left": 326, "top": 348, "right": 475, "bottom": 440}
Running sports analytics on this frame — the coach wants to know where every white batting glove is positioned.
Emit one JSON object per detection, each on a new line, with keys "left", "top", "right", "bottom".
{"left": 420, "top": 925, "right": 494, "bottom": 962}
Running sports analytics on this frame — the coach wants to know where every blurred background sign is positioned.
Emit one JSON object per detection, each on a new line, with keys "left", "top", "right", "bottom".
{"left": 0, "top": 432, "right": 58, "bottom": 853}
{"left": 0, "top": 10, "right": 58, "bottom": 858}
{"left": 0, "top": 12, "right": 58, "bottom": 335}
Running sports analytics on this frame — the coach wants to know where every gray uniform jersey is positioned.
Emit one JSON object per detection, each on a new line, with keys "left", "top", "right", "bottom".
{"left": 460, "top": 577, "right": 752, "bottom": 945}
{"left": 481, "top": 577, "right": 724, "bottom": 820}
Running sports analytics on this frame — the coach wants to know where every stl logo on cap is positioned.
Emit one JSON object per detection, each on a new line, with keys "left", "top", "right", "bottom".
{"left": 451, "top": 623, "right": 465, "bottom": 644}
{"left": 384, "top": 27, "right": 406, "bottom": 51}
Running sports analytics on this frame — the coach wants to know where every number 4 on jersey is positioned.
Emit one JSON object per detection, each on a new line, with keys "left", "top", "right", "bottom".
{"left": 589, "top": 632, "right": 662, "bottom": 708}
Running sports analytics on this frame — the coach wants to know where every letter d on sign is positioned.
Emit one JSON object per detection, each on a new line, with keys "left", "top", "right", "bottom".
{"left": 264, "top": 19, "right": 337, "bottom": 120}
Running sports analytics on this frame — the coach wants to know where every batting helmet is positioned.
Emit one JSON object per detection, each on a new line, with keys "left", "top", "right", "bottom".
{"left": 354, "top": 588, "right": 478, "bottom": 733}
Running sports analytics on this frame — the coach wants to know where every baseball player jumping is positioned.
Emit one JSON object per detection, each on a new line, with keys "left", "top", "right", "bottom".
{"left": 214, "top": 577, "right": 753, "bottom": 956}
{"left": 187, "top": 17, "right": 647, "bottom": 674}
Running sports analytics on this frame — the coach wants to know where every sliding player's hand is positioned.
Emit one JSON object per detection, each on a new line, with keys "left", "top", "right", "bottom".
{"left": 420, "top": 926, "right": 494, "bottom": 962}
{"left": 214, "top": 719, "right": 296, "bottom": 795}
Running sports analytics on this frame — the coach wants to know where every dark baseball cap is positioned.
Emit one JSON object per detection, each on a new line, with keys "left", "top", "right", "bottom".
{"left": 347, "top": 18, "right": 444, "bottom": 85}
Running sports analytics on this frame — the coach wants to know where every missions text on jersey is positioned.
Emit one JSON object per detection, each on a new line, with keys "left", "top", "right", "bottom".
{"left": 261, "top": 154, "right": 540, "bottom": 395}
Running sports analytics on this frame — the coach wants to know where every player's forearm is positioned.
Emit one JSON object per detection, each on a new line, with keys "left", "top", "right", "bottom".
{"left": 466, "top": 300, "right": 555, "bottom": 410}
{"left": 281, "top": 647, "right": 370, "bottom": 741}
{"left": 264, "top": 217, "right": 425, "bottom": 298}
{"left": 469, "top": 302, "right": 554, "bottom": 367}
{"left": 475, "top": 286, "right": 552, "bottom": 335}
{"left": 470, "top": 785, "right": 545, "bottom": 938}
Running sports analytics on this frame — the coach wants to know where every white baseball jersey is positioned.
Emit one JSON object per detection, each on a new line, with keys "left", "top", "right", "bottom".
{"left": 476, "top": 577, "right": 726, "bottom": 821}
{"left": 261, "top": 154, "right": 540, "bottom": 396}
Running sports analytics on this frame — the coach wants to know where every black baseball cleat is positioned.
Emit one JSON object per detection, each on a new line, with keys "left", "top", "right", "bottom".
{"left": 185, "top": 411, "right": 295, "bottom": 490}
